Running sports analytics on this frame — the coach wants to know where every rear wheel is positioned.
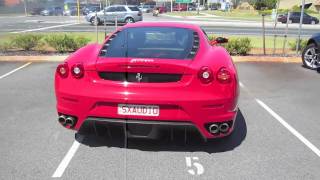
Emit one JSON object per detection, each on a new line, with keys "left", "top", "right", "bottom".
{"left": 125, "top": 17, "right": 134, "bottom": 24}
{"left": 90, "top": 17, "right": 100, "bottom": 26}
{"left": 311, "top": 20, "right": 316, "bottom": 25}
{"left": 302, "top": 43, "right": 320, "bottom": 70}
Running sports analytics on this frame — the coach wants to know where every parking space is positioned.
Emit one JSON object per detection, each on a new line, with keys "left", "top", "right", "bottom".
{"left": 0, "top": 61, "right": 319, "bottom": 179}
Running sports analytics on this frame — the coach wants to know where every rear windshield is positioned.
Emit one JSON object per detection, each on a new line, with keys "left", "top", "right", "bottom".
{"left": 128, "top": 6, "right": 140, "bottom": 11}
{"left": 101, "top": 27, "right": 194, "bottom": 59}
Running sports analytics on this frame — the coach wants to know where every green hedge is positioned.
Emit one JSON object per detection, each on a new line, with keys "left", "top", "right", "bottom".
{"left": 12, "top": 34, "right": 43, "bottom": 51}
{"left": 209, "top": 35, "right": 252, "bottom": 55}
{"left": 44, "top": 34, "right": 90, "bottom": 53}
{"left": 289, "top": 39, "right": 308, "bottom": 51}
{"left": 0, "top": 42, "right": 14, "bottom": 52}
{"left": 2, "top": 33, "right": 90, "bottom": 53}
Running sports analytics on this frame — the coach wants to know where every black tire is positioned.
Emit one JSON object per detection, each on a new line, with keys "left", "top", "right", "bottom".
{"left": 302, "top": 43, "right": 319, "bottom": 70}
{"left": 125, "top": 17, "right": 134, "bottom": 24}
{"left": 90, "top": 17, "right": 100, "bottom": 26}
{"left": 311, "top": 20, "right": 316, "bottom": 25}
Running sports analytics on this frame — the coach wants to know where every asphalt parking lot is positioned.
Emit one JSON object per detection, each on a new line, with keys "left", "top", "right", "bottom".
{"left": 0, "top": 61, "right": 319, "bottom": 179}
{"left": 0, "top": 14, "right": 318, "bottom": 37}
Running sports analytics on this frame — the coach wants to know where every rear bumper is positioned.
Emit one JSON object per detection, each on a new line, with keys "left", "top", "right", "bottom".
{"left": 81, "top": 117, "right": 203, "bottom": 140}
{"left": 56, "top": 73, "right": 238, "bottom": 139}
{"left": 56, "top": 90, "right": 238, "bottom": 139}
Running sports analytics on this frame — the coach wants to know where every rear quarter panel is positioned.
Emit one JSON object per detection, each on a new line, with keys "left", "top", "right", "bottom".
{"left": 64, "top": 43, "right": 102, "bottom": 70}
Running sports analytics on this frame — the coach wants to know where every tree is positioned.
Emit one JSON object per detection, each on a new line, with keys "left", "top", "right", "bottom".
{"left": 253, "top": 0, "right": 277, "bottom": 10}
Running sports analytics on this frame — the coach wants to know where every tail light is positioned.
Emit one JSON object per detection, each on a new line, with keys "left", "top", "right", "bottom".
{"left": 71, "top": 63, "right": 84, "bottom": 79}
{"left": 198, "top": 66, "right": 213, "bottom": 84}
{"left": 56, "top": 63, "right": 69, "bottom": 78}
{"left": 217, "top": 68, "right": 232, "bottom": 83}
{"left": 138, "top": 11, "right": 142, "bottom": 16}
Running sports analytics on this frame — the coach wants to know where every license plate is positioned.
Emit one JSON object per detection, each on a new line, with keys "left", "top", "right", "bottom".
{"left": 118, "top": 104, "right": 159, "bottom": 116}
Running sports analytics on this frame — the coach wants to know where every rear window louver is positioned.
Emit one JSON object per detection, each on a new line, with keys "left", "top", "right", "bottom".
{"left": 99, "top": 33, "right": 118, "bottom": 56}
{"left": 187, "top": 32, "right": 199, "bottom": 59}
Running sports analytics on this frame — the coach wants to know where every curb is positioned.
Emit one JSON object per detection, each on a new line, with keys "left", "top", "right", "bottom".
{"left": 232, "top": 56, "right": 301, "bottom": 63}
{"left": 0, "top": 55, "right": 301, "bottom": 63}
{"left": 0, "top": 56, "right": 68, "bottom": 62}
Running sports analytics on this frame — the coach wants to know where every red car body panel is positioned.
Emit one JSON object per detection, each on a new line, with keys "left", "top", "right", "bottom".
{"left": 55, "top": 22, "right": 239, "bottom": 140}
{"left": 173, "top": 4, "right": 187, "bottom": 11}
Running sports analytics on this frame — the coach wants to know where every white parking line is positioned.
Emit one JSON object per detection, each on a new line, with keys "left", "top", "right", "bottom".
{"left": 52, "top": 136, "right": 83, "bottom": 178}
{"left": 256, "top": 99, "right": 320, "bottom": 158}
{"left": 0, "top": 62, "right": 32, "bottom": 79}
{"left": 10, "top": 23, "right": 79, "bottom": 34}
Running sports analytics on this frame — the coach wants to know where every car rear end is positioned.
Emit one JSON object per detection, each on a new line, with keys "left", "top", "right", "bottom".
{"left": 127, "top": 6, "right": 143, "bottom": 22}
{"left": 55, "top": 24, "right": 238, "bottom": 140}
{"left": 277, "top": 14, "right": 287, "bottom": 23}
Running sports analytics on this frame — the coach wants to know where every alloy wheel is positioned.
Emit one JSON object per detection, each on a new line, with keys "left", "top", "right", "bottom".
{"left": 303, "top": 45, "right": 319, "bottom": 69}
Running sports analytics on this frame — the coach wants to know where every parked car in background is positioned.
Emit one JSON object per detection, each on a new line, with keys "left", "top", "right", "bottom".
{"left": 30, "top": 7, "right": 44, "bottom": 15}
{"left": 63, "top": 6, "right": 83, "bottom": 16}
{"left": 173, "top": 4, "right": 187, "bottom": 11}
{"left": 196, "top": 5, "right": 207, "bottom": 11}
{"left": 278, "top": 12, "right": 319, "bottom": 24}
{"left": 138, "top": 5, "right": 154, "bottom": 13}
{"left": 40, "top": 7, "right": 63, "bottom": 16}
{"left": 188, "top": 4, "right": 196, "bottom": 11}
{"left": 85, "top": 5, "right": 142, "bottom": 25}
{"left": 83, "top": 5, "right": 101, "bottom": 15}
{"left": 302, "top": 33, "right": 320, "bottom": 70}
{"left": 55, "top": 22, "right": 239, "bottom": 140}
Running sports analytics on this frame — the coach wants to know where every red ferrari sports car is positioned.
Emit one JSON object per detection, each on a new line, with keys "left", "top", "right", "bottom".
{"left": 55, "top": 22, "right": 239, "bottom": 141}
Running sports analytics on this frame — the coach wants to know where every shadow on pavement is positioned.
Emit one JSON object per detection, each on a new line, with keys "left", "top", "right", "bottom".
{"left": 77, "top": 110, "right": 247, "bottom": 153}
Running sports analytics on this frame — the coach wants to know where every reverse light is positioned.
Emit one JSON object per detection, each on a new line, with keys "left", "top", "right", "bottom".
{"left": 217, "top": 68, "right": 232, "bottom": 83}
{"left": 198, "top": 66, "right": 213, "bottom": 84}
{"left": 71, "top": 63, "right": 84, "bottom": 79}
{"left": 56, "top": 63, "right": 69, "bottom": 78}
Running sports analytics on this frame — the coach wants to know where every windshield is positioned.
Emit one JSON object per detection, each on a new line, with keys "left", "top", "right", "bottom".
{"left": 101, "top": 27, "right": 194, "bottom": 59}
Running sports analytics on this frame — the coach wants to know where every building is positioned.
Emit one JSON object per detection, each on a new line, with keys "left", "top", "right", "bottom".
{"left": 3, "top": 0, "right": 21, "bottom": 6}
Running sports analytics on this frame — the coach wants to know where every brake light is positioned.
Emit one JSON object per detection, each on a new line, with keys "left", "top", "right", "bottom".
{"left": 56, "top": 63, "right": 69, "bottom": 78}
{"left": 71, "top": 63, "right": 84, "bottom": 79}
{"left": 198, "top": 66, "right": 213, "bottom": 84}
{"left": 217, "top": 68, "right": 232, "bottom": 83}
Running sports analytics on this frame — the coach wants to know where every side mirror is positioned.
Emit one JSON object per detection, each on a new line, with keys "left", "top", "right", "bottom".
{"left": 210, "top": 37, "right": 228, "bottom": 45}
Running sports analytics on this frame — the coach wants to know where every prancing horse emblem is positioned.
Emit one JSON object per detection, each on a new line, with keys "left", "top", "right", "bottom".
{"left": 136, "top": 73, "right": 142, "bottom": 82}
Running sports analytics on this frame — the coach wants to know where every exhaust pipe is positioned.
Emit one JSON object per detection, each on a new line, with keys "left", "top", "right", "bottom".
{"left": 219, "top": 123, "right": 229, "bottom": 133}
{"left": 65, "top": 116, "right": 75, "bottom": 127}
{"left": 209, "top": 124, "right": 219, "bottom": 134}
{"left": 58, "top": 115, "right": 67, "bottom": 125}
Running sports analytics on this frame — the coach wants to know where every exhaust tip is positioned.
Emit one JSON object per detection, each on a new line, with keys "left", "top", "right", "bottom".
{"left": 66, "top": 116, "right": 75, "bottom": 127}
{"left": 209, "top": 124, "right": 219, "bottom": 134}
{"left": 219, "top": 123, "right": 229, "bottom": 133}
{"left": 58, "top": 115, "right": 67, "bottom": 125}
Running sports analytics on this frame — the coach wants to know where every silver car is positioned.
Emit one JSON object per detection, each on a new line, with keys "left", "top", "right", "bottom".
{"left": 85, "top": 5, "right": 142, "bottom": 25}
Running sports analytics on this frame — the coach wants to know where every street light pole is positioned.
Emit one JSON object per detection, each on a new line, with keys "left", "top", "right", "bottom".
{"left": 171, "top": 0, "right": 173, "bottom": 12}
{"left": 23, "top": 0, "right": 28, "bottom": 16}
{"left": 77, "top": 0, "right": 80, "bottom": 23}
{"left": 197, "top": 0, "right": 200, "bottom": 15}
{"left": 296, "top": 0, "right": 305, "bottom": 54}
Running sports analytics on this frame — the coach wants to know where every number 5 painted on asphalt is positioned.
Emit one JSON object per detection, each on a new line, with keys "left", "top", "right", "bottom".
{"left": 185, "top": 157, "right": 204, "bottom": 175}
